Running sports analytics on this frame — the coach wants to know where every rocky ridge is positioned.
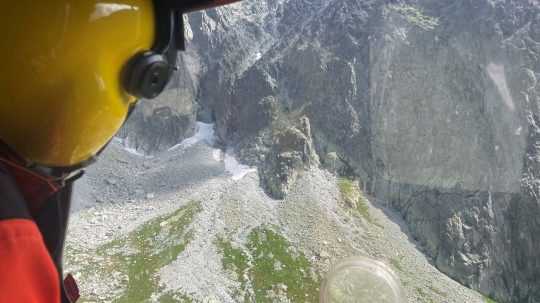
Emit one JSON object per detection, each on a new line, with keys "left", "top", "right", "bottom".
{"left": 67, "top": 126, "right": 485, "bottom": 302}
{"left": 181, "top": 1, "right": 539, "bottom": 302}
{"left": 104, "top": 0, "right": 540, "bottom": 302}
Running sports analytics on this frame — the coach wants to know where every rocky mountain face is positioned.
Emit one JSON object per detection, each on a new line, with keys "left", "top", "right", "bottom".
{"left": 68, "top": 128, "right": 486, "bottom": 303}
{"left": 119, "top": 0, "right": 540, "bottom": 302}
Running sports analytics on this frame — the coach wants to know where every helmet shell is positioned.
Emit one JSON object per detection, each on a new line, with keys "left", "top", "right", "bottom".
{"left": 0, "top": 0, "right": 155, "bottom": 166}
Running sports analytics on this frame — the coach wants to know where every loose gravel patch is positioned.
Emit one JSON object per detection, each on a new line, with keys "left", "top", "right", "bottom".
{"left": 66, "top": 135, "right": 485, "bottom": 303}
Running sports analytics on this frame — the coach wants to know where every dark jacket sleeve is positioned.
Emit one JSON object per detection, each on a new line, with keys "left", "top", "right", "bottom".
{"left": 0, "top": 165, "right": 61, "bottom": 303}
{"left": 34, "top": 183, "right": 74, "bottom": 303}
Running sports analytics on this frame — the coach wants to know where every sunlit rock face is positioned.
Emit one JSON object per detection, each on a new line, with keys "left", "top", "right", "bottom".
{"left": 172, "top": 0, "right": 540, "bottom": 302}
{"left": 115, "top": 0, "right": 539, "bottom": 301}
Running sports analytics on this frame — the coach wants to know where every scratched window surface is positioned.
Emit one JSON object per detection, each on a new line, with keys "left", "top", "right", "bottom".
{"left": 65, "top": 1, "right": 540, "bottom": 303}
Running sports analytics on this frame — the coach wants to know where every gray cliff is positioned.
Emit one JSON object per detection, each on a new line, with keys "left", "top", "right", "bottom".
{"left": 119, "top": 1, "right": 540, "bottom": 302}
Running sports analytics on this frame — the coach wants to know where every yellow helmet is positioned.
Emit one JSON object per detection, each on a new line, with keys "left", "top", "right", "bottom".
{"left": 0, "top": 0, "right": 239, "bottom": 168}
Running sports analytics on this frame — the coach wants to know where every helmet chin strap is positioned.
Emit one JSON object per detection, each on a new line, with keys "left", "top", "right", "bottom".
{"left": 0, "top": 142, "right": 64, "bottom": 216}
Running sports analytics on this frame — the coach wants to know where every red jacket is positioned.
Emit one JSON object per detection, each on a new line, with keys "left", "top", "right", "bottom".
{"left": 0, "top": 154, "right": 77, "bottom": 303}
{"left": 0, "top": 219, "right": 60, "bottom": 302}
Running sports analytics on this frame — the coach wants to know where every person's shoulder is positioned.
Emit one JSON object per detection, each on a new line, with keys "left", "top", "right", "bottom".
{"left": 0, "top": 161, "right": 30, "bottom": 221}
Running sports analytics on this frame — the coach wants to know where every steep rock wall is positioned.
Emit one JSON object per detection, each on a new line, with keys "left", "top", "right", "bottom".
{"left": 193, "top": 1, "right": 540, "bottom": 302}
{"left": 116, "top": 1, "right": 540, "bottom": 301}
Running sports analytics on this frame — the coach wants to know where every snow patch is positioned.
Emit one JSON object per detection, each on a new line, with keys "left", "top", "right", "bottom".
{"left": 169, "top": 122, "right": 216, "bottom": 151}
{"left": 212, "top": 149, "right": 223, "bottom": 161}
{"left": 123, "top": 146, "right": 146, "bottom": 157}
{"left": 224, "top": 150, "right": 257, "bottom": 181}
{"left": 211, "top": 148, "right": 255, "bottom": 181}
{"left": 112, "top": 137, "right": 152, "bottom": 158}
